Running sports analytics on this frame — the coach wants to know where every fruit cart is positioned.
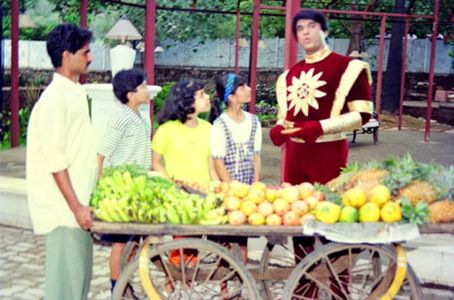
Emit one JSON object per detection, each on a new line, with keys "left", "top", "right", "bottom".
{"left": 90, "top": 221, "right": 454, "bottom": 300}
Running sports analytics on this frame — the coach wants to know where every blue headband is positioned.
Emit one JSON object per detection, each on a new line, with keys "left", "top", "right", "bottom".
{"left": 223, "top": 74, "right": 236, "bottom": 103}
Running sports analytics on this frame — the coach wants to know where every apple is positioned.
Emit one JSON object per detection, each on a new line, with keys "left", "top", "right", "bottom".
{"left": 283, "top": 211, "right": 300, "bottom": 226}
{"left": 258, "top": 201, "right": 274, "bottom": 217}
{"left": 298, "top": 182, "right": 315, "bottom": 200}
{"left": 312, "top": 190, "right": 325, "bottom": 201}
{"left": 228, "top": 210, "right": 247, "bottom": 225}
{"left": 291, "top": 200, "right": 309, "bottom": 216}
{"left": 224, "top": 196, "right": 241, "bottom": 211}
{"left": 248, "top": 213, "right": 266, "bottom": 225}
{"left": 273, "top": 198, "right": 290, "bottom": 215}
{"left": 266, "top": 214, "right": 282, "bottom": 226}
{"left": 240, "top": 200, "right": 257, "bottom": 216}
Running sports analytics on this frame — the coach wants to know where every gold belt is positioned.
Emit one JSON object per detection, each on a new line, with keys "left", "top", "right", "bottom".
{"left": 290, "top": 132, "right": 346, "bottom": 143}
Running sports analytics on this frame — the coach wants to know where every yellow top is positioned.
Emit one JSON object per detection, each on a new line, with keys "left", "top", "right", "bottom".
{"left": 152, "top": 119, "right": 212, "bottom": 184}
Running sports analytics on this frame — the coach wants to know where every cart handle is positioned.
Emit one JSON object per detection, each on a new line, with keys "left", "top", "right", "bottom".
{"left": 139, "top": 236, "right": 162, "bottom": 300}
{"left": 380, "top": 245, "right": 407, "bottom": 300}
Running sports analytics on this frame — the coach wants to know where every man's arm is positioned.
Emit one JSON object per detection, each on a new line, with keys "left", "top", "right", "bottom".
{"left": 53, "top": 170, "right": 92, "bottom": 230}
{"left": 213, "top": 159, "right": 232, "bottom": 182}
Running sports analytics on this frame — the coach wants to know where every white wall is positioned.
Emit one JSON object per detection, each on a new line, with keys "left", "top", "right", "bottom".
{"left": 3, "top": 38, "right": 454, "bottom": 74}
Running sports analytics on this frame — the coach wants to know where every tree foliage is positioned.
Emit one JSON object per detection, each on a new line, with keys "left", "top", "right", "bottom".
{"left": 2, "top": 0, "right": 453, "bottom": 44}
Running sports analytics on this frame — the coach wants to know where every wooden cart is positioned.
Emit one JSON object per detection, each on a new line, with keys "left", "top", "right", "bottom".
{"left": 91, "top": 221, "right": 454, "bottom": 300}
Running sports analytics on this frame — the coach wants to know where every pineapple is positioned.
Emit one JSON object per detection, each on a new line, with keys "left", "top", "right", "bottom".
{"left": 428, "top": 200, "right": 454, "bottom": 223}
{"left": 326, "top": 163, "right": 360, "bottom": 193}
{"left": 398, "top": 180, "right": 438, "bottom": 206}
{"left": 350, "top": 169, "right": 389, "bottom": 194}
{"left": 382, "top": 154, "right": 438, "bottom": 203}
{"left": 431, "top": 166, "right": 454, "bottom": 201}
{"left": 326, "top": 164, "right": 388, "bottom": 195}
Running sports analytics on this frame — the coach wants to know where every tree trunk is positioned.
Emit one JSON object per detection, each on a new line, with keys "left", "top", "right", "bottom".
{"left": 347, "top": 19, "right": 363, "bottom": 55}
{"left": 347, "top": 4, "right": 363, "bottom": 55}
{"left": 382, "top": 0, "right": 406, "bottom": 113}
{"left": 346, "top": 0, "right": 379, "bottom": 55}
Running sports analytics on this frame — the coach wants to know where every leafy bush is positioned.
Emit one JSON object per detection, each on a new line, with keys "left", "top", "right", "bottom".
{"left": 153, "top": 81, "right": 175, "bottom": 115}
{"left": 255, "top": 101, "right": 277, "bottom": 127}
{"left": 255, "top": 84, "right": 276, "bottom": 105}
{"left": 0, "top": 108, "right": 30, "bottom": 149}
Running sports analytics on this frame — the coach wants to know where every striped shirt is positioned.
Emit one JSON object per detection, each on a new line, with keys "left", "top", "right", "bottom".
{"left": 98, "top": 105, "right": 151, "bottom": 169}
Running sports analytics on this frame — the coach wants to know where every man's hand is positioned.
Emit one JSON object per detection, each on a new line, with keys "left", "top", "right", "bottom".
{"left": 74, "top": 205, "right": 92, "bottom": 231}
{"left": 269, "top": 124, "right": 289, "bottom": 146}
{"left": 289, "top": 121, "right": 323, "bottom": 143}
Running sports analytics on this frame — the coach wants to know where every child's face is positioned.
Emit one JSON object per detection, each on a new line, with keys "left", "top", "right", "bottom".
{"left": 232, "top": 84, "right": 251, "bottom": 104}
{"left": 129, "top": 81, "right": 149, "bottom": 105}
{"left": 193, "top": 88, "right": 211, "bottom": 114}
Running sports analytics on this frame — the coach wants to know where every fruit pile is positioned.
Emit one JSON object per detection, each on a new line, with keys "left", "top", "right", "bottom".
{"left": 315, "top": 184, "right": 402, "bottom": 224}
{"left": 90, "top": 155, "right": 453, "bottom": 227}
{"left": 219, "top": 180, "right": 324, "bottom": 226}
{"left": 327, "top": 154, "right": 454, "bottom": 224}
{"left": 90, "top": 165, "right": 227, "bottom": 224}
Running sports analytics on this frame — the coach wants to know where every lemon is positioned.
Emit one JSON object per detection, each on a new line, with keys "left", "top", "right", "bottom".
{"left": 381, "top": 202, "right": 402, "bottom": 223}
{"left": 339, "top": 206, "right": 359, "bottom": 223}
{"left": 315, "top": 201, "right": 341, "bottom": 224}
{"left": 359, "top": 202, "right": 380, "bottom": 222}
{"left": 369, "top": 184, "right": 391, "bottom": 208}
{"left": 343, "top": 187, "right": 367, "bottom": 208}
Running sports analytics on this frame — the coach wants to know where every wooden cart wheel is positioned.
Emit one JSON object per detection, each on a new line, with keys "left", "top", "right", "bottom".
{"left": 112, "top": 238, "right": 260, "bottom": 300}
{"left": 120, "top": 236, "right": 144, "bottom": 271}
{"left": 258, "top": 237, "right": 324, "bottom": 300}
{"left": 282, "top": 243, "right": 423, "bottom": 300}
{"left": 258, "top": 242, "right": 295, "bottom": 299}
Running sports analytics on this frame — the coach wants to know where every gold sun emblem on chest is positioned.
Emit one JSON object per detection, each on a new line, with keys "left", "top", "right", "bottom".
{"left": 287, "top": 68, "right": 327, "bottom": 116}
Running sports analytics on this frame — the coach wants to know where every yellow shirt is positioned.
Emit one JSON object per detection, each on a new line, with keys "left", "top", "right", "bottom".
{"left": 152, "top": 119, "right": 211, "bottom": 184}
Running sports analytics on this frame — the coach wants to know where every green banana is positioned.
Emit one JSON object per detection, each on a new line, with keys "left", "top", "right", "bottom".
{"left": 114, "top": 204, "right": 131, "bottom": 222}
{"left": 202, "top": 207, "right": 226, "bottom": 221}
{"left": 164, "top": 203, "right": 180, "bottom": 224}
{"left": 199, "top": 215, "right": 228, "bottom": 225}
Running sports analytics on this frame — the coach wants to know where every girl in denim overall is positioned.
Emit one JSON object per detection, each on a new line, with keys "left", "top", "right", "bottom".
{"left": 209, "top": 73, "right": 262, "bottom": 184}
{"left": 209, "top": 73, "right": 263, "bottom": 270}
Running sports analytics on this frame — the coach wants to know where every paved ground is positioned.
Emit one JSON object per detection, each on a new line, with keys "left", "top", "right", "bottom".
{"left": 0, "top": 226, "right": 112, "bottom": 300}
{"left": 2, "top": 128, "right": 454, "bottom": 181}
{"left": 1, "top": 127, "right": 454, "bottom": 299}
{"left": 2, "top": 225, "right": 454, "bottom": 300}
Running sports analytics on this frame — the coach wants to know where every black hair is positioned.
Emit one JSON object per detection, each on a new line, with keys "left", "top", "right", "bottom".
{"left": 46, "top": 24, "right": 93, "bottom": 68}
{"left": 292, "top": 10, "right": 328, "bottom": 38}
{"left": 112, "top": 69, "right": 146, "bottom": 104}
{"left": 208, "top": 73, "right": 247, "bottom": 123}
{"left": 157, "top": 79, "right": 204, "bottom": 125}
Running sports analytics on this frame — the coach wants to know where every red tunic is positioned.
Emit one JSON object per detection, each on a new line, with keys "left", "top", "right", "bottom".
{"left": 281, "top": 51, "right": 372, "bottom": 184}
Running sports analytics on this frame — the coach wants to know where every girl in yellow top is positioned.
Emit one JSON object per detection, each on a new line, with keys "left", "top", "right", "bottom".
{"left": 152, "top": 79, "right": 218, "bottom": 184}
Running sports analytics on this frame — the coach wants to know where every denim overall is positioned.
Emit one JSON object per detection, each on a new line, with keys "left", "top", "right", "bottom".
{"left": 219, "top": 116, "right": 258, "bottom": 184}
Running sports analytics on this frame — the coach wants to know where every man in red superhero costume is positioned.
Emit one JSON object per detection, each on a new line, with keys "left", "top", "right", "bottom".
{"left": 270, "top": 10, "right": 373, "bottom": 185}
{"left": 269, "top": 10, "right": 373, "bottom": 298}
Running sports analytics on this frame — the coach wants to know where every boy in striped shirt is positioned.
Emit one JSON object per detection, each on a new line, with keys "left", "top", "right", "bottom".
{"left": 97, "top": 69, "right": 152, "bottom": 292}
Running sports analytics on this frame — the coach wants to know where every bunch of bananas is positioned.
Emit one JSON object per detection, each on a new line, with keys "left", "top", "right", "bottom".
{"left": 90, "top": 165, "right": 227, "bottom": 225}
{"left": 161, "top": 187, "right": 227, "bottom": 225}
